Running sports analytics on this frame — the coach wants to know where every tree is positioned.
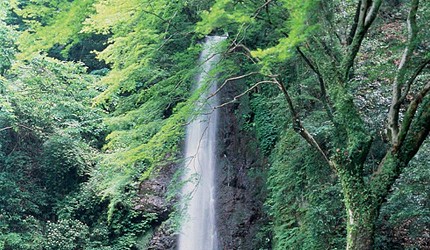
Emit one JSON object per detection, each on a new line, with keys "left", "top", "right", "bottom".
{"left": 198, "top": 0, "right": 430, "bottom": 249}
{"left": 11, "top": 0, "right": 96, "bottom": 60}
{"left": 0, "top": 1, "right": 15, "bottom": 75}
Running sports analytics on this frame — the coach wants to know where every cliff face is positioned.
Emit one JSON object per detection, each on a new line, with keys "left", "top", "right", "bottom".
{"left": 137, "top": 162, "right": 178, "bottom": 250}
{"left": 140, "top": 80, "right": 269, "bottom": 250}
{"left": 216, "top": 81, "right": 269, "bottom": 250}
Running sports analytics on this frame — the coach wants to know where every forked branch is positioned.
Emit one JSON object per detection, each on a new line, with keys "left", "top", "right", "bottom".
{"left": 342, "top": 0, "right": 382, "bottom": 82}
{"left": 396, "top": 81, "right": 430, "bottom": 150}
{"left": 387, "top": 0, "right": 420, "bottom": 146}
{"left": 397, "top": 58, "right": 430, "bottom": 105}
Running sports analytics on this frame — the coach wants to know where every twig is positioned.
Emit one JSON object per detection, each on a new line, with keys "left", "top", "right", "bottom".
{"left": 253, "top": 0, "right": 273, "bottom": 19}
{"left": 0, "top": 126, "right": 12, "bottom": 132}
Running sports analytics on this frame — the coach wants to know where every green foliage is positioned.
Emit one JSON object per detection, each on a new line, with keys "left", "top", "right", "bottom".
{"left": 41, "top": 135, "right": 94, "bottom": 197}
{"left": 0, "top": 0, "right": 428, "bottom": 249}
{"left": 266, "top": 129, "right": 345, "bottom": 250}
{"left": 5, "top": 56, "right": 104, "bottom": 142}
{"left": 78, "top": 1, "right": 223, "bottom": 221}
{"left": 14, "top": 0, "right": 96, "bottom": 59}
{"left": 251, "top": 0, "right": 318, "bottom": 62}
{"left": 0, "top": 33, "right": 106, "bottom": 249}
{"left": 0, "top": 1, "right": 16, "bottom": 75}
{"left": 195, "top": 0, "right": 253, "bottom": 35}
{"left": 44, "top": 219, "right": 90, "bottom": 250}
{"left": 0, "top": 230, "right": 43, "bottom": 250}
{"left": 249, "top": 90, "right": 286, "bottom": 155}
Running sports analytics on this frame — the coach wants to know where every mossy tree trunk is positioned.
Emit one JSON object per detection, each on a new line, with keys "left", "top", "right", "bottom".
{"left": 336, "top": 165, "right": 378, "bottom": 250}
{"left": 345, "top": 203, "right": 376, "bottom": 250}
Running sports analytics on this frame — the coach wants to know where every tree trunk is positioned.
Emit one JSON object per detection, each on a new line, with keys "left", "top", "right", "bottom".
{"left": 345, "top": 206, "right": 376, "bottom": 250}
{"left": 339, "top": 170, "right": 378, "bottom": 250}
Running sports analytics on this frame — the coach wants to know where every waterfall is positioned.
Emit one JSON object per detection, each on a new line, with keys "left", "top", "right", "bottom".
{"left": 178, "top": 36, "right": 225, "bottom": 250}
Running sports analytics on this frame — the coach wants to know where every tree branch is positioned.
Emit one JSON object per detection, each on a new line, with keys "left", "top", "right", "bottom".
{"left": 296, "top": 47, "right": 334, "bottom": 121}
{"left": 253, "top": 0, "right": 273, "bottom": 19}
{"left": 211, "top": 70, "right": 334, "bottom": 170}
{"left": 341, "top": 0, "right": 382, "bottom": 82}
{"left": 397, "top": 58, "right": 430, "bottom": 105}
{"left": 347, "top": 0, "right": 361, "bottom": 46}
{"left": 0, "top": 126, "right": 13, "bottom": 132}
{"left": 213, "top": 80, "right": 275, "bottom": 109}
{"left": 208, "top": 72, "right": 260, "bottom": 99}
{"left": 387, "top": 0, "right": 420, "bottom": 146}
{"left": 364, "top": 0, "right": 383, "bottom": 28}
{"left": 396, "top": 81, "right": 430, "bottom": 151}
{"left": 228, "top": 43, "right": 259, "bottom": 64}
{"left": 373, "top": 79, "right": 430, "bottom": 207}
{"left": 399, "top": 93, "right": 430, "bottom": 163}
{"left": 0, "top": 124, "right": 35, "bottom": 132}
{"left": 274, "top": 77, "right": 335, "bottom": 170}
{"left": 226, "top": 34, "right": 334, "bottom": 170}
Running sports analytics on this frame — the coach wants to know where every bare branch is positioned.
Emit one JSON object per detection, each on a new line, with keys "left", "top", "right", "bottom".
{"left": 213, "top": 80, "right": 275, "bottom": 109}
{"left": 229, "top": 43, "right": 255, "bottom": 58}
{"left": 253, "top": 0, "right": 273, "bottom": 19}
{"left": 0, "top": 124, "right": 35, "bottom": 132}
{"left": 208, "top": 72, "right": 260, "bottom": 99}
{"left": 0, "top": 126, "right": 12, "bottom": 132}
{"left": 228, "top": 43, "right": 260, "bottom": 63}
{"left": 230, "top": 23, "right": 248, "bottom": 49}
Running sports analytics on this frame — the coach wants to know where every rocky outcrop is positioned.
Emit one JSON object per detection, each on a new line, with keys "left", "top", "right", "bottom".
{"left": 147, "top": 222, "right": 177, "bottom": 250}
{"left": 135, "top": 164, "right": 178, "bottom": 250}
{"left": 136, "top": 179, "right": 168, "bottom": 214}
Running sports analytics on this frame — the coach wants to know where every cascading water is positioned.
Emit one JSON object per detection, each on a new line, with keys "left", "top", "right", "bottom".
{"left": 178, "top": 36, "right": 226, "bottom": 250}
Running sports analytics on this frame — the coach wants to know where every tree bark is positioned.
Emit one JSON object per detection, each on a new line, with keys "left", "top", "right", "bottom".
{"left": 339, "top": 171, "right": 377, "bottom": 250}
{"left": 346, "top": 211, "right": 376, "bottom": 250}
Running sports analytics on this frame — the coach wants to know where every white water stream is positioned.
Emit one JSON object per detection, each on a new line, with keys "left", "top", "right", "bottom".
{"left": 178, "top": 36, "right": 225, "bottom": 250}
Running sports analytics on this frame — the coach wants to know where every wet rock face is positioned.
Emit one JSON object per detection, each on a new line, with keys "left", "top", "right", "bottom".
{"left": 147, "top": 223, "right": 177, "bottom": 250}
{"left": 136, "top": 178, "right": 169, "bottom": 217}
{"left": 135, "top": 164, "right": 178, "bottom": 250}
{"left": 216, "top": 82, "right": 268, "bottom": 250}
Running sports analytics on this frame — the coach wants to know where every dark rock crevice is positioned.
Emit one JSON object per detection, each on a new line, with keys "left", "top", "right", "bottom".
{"left": 216, "top": 80, "right": 269, "bottom": 250}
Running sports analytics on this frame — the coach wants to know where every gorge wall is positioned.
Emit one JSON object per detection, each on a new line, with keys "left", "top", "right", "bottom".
{"left": 140, "top": 79, "right": 269, "bottom": 250}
